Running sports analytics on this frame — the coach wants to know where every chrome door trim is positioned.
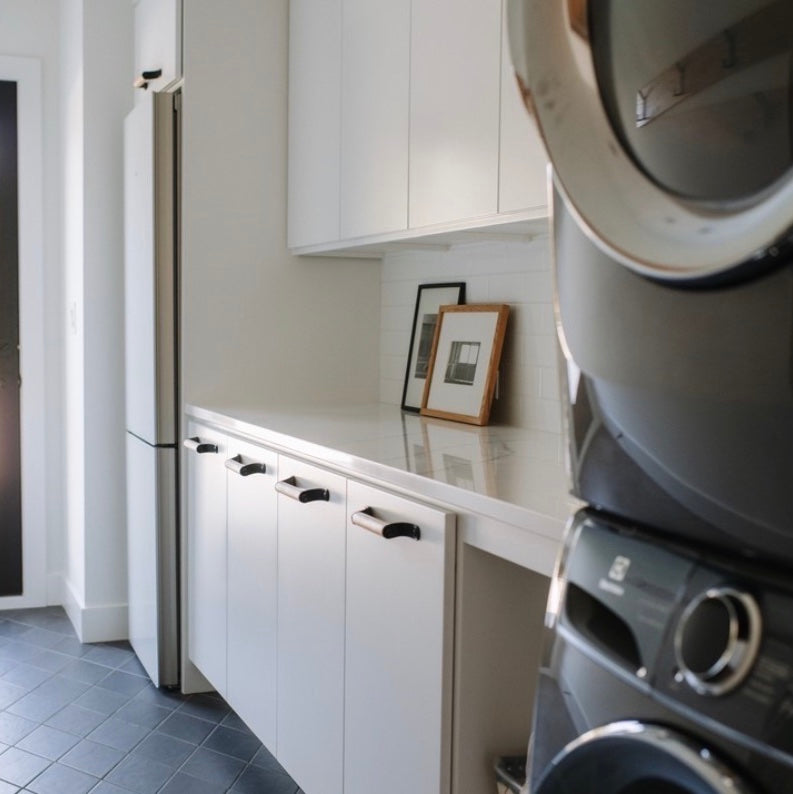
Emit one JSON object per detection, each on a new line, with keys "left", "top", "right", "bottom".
{"left": 507, "top": 0, "right": 793, "bottom": 281}
{"left": 538, "top": 720, "right": 756, "bottom": 793}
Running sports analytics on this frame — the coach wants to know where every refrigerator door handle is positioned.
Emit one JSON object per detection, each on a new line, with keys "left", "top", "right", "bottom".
{"left": 183, "top": 436, "right": 219, "bottom": 454}
{"left": 225, "top": 454, "right": 267, "bottom": 477}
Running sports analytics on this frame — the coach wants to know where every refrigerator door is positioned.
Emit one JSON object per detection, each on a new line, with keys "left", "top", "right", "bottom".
{"left": 124, "top": 91, "right": 177, "bottom": 446}
{"left": 127, "top": 433, "right": 179, "bottom": 687}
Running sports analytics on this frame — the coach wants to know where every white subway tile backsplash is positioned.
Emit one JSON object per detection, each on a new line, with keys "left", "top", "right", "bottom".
{"left": 524, "top": 270, "right": 554, "bottom": 299}
{"left": 540, "top": 366, "right": 561, "bottom": 402}
{"left": 380, "top": 377, "right": 402, "bottom": 405}
{"left": 461, "top": 276, "right": 490, "bottom": 302}
{"left": 523, "top": 398, "right": 563, "bottom": 434}
{"left": 381, "top": 279, "right": 421, "bottom": 308}
{"left": 512, "top": 303, "right": 555, "bottom": 338}
{"left": 380, "top": 305, "right": 412, "bottom": 333}
{"left": 487, "top": 273, "right": 532, "bottom": 303}
{"left": 524, "top": 334, "right": 560, "bottom": 368}
{"left": 385, "top": 249, "right": 446, "bottom": 281}
{"left": 381, "top": 353, "right": 408, "bottom": 382}
{"left": 380, "top": 329, "right": 411, "bottom": 358}
{"left": 380, "top": 234, "right": 563, "bottom": 436}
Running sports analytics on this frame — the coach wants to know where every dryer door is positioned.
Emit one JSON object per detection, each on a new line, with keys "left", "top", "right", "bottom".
{"left": 508, "top": 1, "right": 793, "bottom": 282}
{"left": 534, "top": 722, "right": 757, "bottom": 794}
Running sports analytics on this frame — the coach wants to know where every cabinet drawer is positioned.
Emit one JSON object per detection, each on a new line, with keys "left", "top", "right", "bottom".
{"left": 345, "top": 481, "right": 456, "bottom": 794}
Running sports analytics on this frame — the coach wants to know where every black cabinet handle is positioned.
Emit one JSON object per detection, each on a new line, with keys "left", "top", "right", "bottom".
{"left": 183, "top": 436, "right": 218, "bottom": 454}
{"left": 351, "top": 507, "right": 421, "bottom": 541}
{"left": 225, "top": 455, "right": 266, "bottom": 477}
{"left": 275, "top": 476, "right": 330, "bottom": 503}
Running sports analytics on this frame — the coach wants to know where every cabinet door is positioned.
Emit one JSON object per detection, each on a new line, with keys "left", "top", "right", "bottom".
{"left": 276, "top": 457, "right": 347, "bottom": 794}
{"left": 134, "top": 0, "right": 181, "bottom": 88}
{"left": 345, "top": 482, "right": 456, "bottom": 794}
{"left": 287, "top": 0, "right": 342, "bottom": 248}
{"left": 185, "top": 422, "right": 228, "bottom": 695}
{"left": 409, "top": 0, "right": 502, "bottom": 229}
{"left": 340, "top": 0, "right": 410, "bottom": 239}
{"left": 498, "top": 0, "right": 548, "bottom": 213}
{"left": 225, "top": 438, "right": 278, "bottom": 750}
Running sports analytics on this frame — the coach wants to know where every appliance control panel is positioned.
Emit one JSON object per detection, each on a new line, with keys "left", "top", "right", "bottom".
{"left": 561, "top": 511, "right": 793, "bottom": 757}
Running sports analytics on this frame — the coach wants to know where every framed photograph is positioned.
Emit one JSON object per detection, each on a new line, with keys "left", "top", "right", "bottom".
{"left": 420, "top": 304, "right": 509, "bottom": 426}
{"left": 401, "top": 282, "right": 466, "bottom": 412}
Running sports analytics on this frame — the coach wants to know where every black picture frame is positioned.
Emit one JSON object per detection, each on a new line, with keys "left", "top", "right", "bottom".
{"left": 401, "top": 282, "right": 466, "bottom": 412}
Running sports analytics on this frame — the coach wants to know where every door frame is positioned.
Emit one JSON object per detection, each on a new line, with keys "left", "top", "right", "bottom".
{"left": 0, "top": 56, "right": 46, "bottom": 608}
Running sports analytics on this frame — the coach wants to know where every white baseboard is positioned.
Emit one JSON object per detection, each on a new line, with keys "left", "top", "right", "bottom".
{"left": 59, "top": 574, "right": 129, "bottom": 644}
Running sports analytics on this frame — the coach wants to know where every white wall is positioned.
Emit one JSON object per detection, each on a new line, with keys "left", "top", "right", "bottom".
{"left": 81, "top": 0, "right": 134, "bottom": 633}
{"left": 0, "top": 0, "right": 62, "bottom": 605}
{"left": 60, "top": 0, "right": 133, "bottom": 641}
{"left": 181, "top": 0, "right": 380, "bottom": 411}
{"left": 380, "top": 237, "right": 563, "bottom": 435}
{"left": 61, "top": 0, "right": 86, "bottom": 623}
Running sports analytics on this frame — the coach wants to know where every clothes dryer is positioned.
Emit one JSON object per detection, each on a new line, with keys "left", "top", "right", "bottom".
{"left": 508, "top": 0, "right": 793, "bottom": 564}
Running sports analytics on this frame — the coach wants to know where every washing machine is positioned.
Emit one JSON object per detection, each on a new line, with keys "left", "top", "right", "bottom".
{"left": 507, "top": 0, "right": 793, "bottom": 565}
{"left": 529, "top": 510, "right": 793, "bottom": 793}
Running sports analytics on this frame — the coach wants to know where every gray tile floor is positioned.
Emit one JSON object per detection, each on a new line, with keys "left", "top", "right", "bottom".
{"left": 0, "top": 607, "right": 302, "bottom": 794}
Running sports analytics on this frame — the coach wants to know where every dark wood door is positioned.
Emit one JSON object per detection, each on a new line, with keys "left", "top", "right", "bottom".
{"left": 0, "top": 79, "right": 22, "bottom": 596}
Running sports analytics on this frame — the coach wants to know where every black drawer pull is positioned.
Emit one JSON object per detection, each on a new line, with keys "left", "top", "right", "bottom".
{"left": 225, "top": 455, "right": 267, "bottom": 477}
{"left": 275, "top": 476, "right": 330, "bottom": 503}
{"left": 183, "top": 436, "right": 218, "bottom": 454}
{"left": 351, "top": 507, "right": 421, "bottom": 541}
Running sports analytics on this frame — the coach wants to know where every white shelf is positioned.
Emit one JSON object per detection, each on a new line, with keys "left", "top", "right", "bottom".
{"left": 290, "top": 211, "right": 550, "bottom": 259}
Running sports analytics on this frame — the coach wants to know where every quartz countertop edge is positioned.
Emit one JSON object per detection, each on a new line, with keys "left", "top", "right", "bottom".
{"left": 186, "top": 403, "right": 577, "bottom": 545}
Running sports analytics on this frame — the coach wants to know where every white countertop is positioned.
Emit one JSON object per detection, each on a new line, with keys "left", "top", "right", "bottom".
{"left": 186, "top": 402, "right": 579, "bottom": 553}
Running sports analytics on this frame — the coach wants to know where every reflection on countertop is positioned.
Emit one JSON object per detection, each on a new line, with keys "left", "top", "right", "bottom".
{"left": 187, "top": 402, "right": 581, "bottom": 539}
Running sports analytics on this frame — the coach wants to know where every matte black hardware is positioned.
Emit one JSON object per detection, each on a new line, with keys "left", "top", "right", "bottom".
{"left": 351, "top": 507, "right": 421, "bottom": 541}
{"left": 225, "top": 455, "right": 266, "bottom": 477}
{"left": 275, "top": 476, "right": 330, "bottom": 503}
{"left": 133, "top": 68, "right": 163, "bottom": 90}
{"left": 183, "top": 436, "right": 218, "bottom": 454}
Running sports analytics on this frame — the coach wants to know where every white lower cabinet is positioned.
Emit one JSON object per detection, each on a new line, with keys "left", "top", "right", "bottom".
{"left": 225, "top": 437, "right": 278, "bottom": 751}
{"left": 185, "top": 421, "right": 228, "bottom": 695}
{"left": 276, "top": 456, "right": 347, "bottom": 794}
{"left": 186, "top": 417, "right": 458, "bottom": 793}
{"left": 345, "top": 481, "right": 456, "bottom": 794}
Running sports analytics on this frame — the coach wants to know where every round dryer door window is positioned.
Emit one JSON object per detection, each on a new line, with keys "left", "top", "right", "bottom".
{"left": 508, "top": 0, "right": 793, "bottom": 281}
{"left": 533, "top": 722, "right": 757, "bottom": 794}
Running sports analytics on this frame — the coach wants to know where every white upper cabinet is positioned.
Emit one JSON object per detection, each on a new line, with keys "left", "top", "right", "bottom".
{"left": 287, "top": 0, "right": 342, "bottom": 248}
{"left": 408, "top": 0, "right": 501, "bottom": 229}
{"left": 134, "top": 0, "right": 182, "bottom": 89}
{"left": 287, "top": 0, "right": 548, "bottom": 251}
{"left": 340, "top": 0, "right": 410, "bottom": 239}
{"left": 498, "top": 0, "right": 548, "bottom": 213}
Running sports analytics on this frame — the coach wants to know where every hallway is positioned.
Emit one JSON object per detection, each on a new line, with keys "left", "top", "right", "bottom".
{"left": 0, "top": 607, "right": 300, "bottom": 793}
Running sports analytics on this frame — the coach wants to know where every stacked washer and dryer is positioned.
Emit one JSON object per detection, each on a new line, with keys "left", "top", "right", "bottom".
{"left": 509, "top": 2, "right": 793, "bottom": 792}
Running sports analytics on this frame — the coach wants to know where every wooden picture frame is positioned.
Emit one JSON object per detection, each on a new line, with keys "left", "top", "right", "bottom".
{"left": 401, "top": 282, "right": 466, "bottom": 412}
{"left": 420, "top": 304, "right": 509, "bottom": 426}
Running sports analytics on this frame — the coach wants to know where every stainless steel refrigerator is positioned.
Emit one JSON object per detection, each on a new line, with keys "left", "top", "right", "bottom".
{"left": 124, "top": 90, "right": 180, "bottom": 688}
